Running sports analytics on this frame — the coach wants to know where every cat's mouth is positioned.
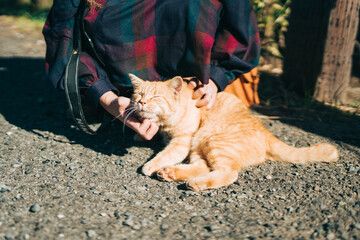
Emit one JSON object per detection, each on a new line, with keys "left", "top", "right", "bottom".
{"left": 136, "top": 110, "right": 158, "bottom": 121}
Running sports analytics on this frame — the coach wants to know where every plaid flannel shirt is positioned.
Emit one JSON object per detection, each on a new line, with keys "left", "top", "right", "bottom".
{"left": 43, "top": 0, "right": 260, "bottom": 108}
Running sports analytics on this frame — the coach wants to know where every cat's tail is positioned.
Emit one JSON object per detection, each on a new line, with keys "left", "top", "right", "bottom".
{"left": 265, "top": 133, "right": 338, "bottom": 164}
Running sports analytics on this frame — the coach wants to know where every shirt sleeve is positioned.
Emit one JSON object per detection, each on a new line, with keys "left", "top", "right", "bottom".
{"left": 78, "top": 52, "right": 119, "bottom": 108}
{"left": 43, "top": 0, "right": 118, "bottom": 109}
{"left": 210, "top": 0, "right": 261, "bottom": 91}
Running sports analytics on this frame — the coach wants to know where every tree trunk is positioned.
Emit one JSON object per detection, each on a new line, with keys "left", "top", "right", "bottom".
{"left": 313, "top": 0, "right": 360, "bottom": 104}
{"left": 282, "top": 0, "right": 359, "bottom": 104}
{"left": 282, "top": 0, "right": 335, "bottom": 96}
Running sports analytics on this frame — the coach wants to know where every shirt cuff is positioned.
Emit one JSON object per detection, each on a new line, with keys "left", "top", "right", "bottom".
{"left": 85, "top": 75, "right": 119, "bottom": 109}
{"left": 210, "top": 66, "right": 231, "bottom": 91}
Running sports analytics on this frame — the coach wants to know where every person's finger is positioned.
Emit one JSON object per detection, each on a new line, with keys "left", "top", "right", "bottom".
{"left": 125, "top": 117, "right": 158, "bottom": 140}
{"left": 138, "top": 118, "right": 151, "bottom": 133}
{"left": 188, "top": 80, "right": 197, "bottom": 90}
{"left": 196, "top": 93, "right": 211, "bottom": 108}
{"left": 124, "top": 116, "right": 142, "bottom": 131}
{"left": 138, "top": 119, "right": 160, "bottom": 140}
{"left": 192, "top": 87, "right": 206, "bottom": 100}
{"left": 144, "top": 122, "right": 159, "bottom": 140}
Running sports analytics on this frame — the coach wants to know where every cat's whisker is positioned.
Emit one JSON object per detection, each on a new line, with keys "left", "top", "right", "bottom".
{"left": 111, "top": 107, "right": 137, "bottom": 121}
{"left": 124, "top": 108, "right": 137, "bottom": 121}
{"left": 124, "top": 107, "right": 137, "bottom": 114}
{"left": 122, "top": 108, "right": 137, "bottom": 133}
{"left": 112, "top": 113, "right": 123, "bottom": 122}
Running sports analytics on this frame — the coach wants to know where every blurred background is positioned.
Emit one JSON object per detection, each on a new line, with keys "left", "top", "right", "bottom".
{"left": 0, "top": 0, "right": 359, "bottom": 115}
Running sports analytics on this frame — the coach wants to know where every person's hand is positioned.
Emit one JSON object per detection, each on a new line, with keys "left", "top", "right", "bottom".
{"left": 188, "top": 78, "right": 218, "bottom": 109}
{"left": 99, "top": 91, "right": 159, "bottom": 140}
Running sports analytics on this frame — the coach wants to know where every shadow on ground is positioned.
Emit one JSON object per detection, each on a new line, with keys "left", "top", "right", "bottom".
{"left": 0, "top": 57, "right": 359, "bottom": 155}
{"left": 254, "top": 73, "right": 360, "bottom": 148}
{"left": 0, "top": 57, "right": 163, "bottom": 157}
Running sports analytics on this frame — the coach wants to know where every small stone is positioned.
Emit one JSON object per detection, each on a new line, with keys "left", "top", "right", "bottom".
{"left": 160, "top": 223, "right": 169, "bottom": 231}
{"left": 326, "top": 232, "right": 335, "bottom": 240}
{"left": 132, "top": 224, "right": 141, "bottom": 230}
{"left": 107, "top": 195, "right": 119, "bottom": 202}
{"left": 265, "top": 175, "right": 272, "bottom": 180}
{"left": 205, "top": 225, "right": 219, "bottom": 232}
{"left": 115, "top": 160, "right": 125, "bottom": 166}
{"left": 4, "top": 234, "right": 13, "bottom": 240}
{"left": 349, "top": 166, "right": 357, "bottom": 172}
{"left": 141, "top": 219, "right": 149, "bottom": 226}
{"left": 0, "top": 184, "right": 11, "bottom": 193}
{"left": 86, "top": 230, "right": 97, "bottom": 238}
{"left": 0, "top": 196, "right": 8, "bottom": 203}
{"left": 124, "top": 212, "right": 134, "bottom": 220}
{"left": 314, "top": 185, "right": 320, "bottom": 191}
{"left": 114, "top": 211, "right": 120, "bottom": 219}
{"left": 57, "top": 214, "right": 65, "bottom": 219}
{"left": 100, "top": 213, "right": 107, "bottom": 217}
{"left": 123, "top": 219, "right": 134, "bottom": 227}
{"left": 29, "top": 204, "right": 40, "bottom": 213}
{"left": 354, "top": 223, "right": 360, "bottom": 230}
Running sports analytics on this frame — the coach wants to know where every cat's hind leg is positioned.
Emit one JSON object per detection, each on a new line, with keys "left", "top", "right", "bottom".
{"left": 157, "top": 151, "right": 210, "bottom": 181}
{"left": 185, "top": 153, "right": 242, "bottom": 191}
{"left": 185, "top": 165, "right": 239, "bottom": 192}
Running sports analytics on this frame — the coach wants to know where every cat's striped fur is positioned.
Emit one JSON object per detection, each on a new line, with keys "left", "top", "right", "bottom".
{"left": 129, "top": 74, "right": 338, "bottom": 191}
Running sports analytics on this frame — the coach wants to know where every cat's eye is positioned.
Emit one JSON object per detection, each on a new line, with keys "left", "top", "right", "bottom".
{"left": 151, "top": 96, "right": 163, "bottom": 100}
{"left": 133, "top": 93, "right": 142, "bottom": 102}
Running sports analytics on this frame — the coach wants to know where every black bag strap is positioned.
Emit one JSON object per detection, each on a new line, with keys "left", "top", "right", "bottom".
{"left": 64, "top": 1, "right": 110, "bottom": 135}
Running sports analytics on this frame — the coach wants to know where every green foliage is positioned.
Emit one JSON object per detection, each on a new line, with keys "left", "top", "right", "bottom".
{"left": 0, "top": 0, "right": 50, "bottom": 23}
{"left": 251, "top": 0, "right": 291, "bottom": 58}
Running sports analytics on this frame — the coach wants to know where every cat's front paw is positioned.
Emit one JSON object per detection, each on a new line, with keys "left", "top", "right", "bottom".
{"left": 157, "top": 167, "right": 176, "bottom": 182}
{"left": 141, "top": 162, "right": 158, "bottom": 176}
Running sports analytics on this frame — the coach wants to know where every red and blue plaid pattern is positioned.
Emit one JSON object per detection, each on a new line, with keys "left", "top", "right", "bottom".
{"left": 43, "top": 0, "right": 260, "bottom": 108}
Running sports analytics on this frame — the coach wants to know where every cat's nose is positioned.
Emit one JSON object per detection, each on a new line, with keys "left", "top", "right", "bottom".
{"left": 139, "top": 100, "right": 147, "bottom": 106}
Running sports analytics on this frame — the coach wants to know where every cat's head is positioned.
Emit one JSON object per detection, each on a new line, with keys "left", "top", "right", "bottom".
{"left": 129, "top": 74, "right": 183, "bottom": 123}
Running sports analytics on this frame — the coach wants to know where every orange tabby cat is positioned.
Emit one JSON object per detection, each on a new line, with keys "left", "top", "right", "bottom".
{"left": 128, "top": 74, "right": 338, "bottom": 192}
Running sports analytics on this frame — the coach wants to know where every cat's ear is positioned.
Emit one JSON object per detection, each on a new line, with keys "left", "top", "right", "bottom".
{"left": 168, "top": 76, "right": 183, "bottom": 95}
{"left": 129, "top": 73, "right": 143, "bottom": 89}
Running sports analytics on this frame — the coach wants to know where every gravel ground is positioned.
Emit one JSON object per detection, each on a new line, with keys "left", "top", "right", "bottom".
{"left": 0, "top": 16, "right": 360, "bottom": 240}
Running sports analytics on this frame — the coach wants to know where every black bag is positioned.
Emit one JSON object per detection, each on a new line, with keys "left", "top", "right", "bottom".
{"left": 64, "top": 1, "right": 110, "bottom": 135}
